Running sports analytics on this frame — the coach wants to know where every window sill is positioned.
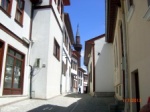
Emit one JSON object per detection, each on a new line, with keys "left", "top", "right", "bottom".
{"left": 143, "top": 6, "right": 150, "bottom": 21}
{"left": 0, "top": 7, "right": 11, "bottom": 18}
{"left": 14, "top": 19, "right": 23, "bottom": 27}
{"left": 126, "top": 5, "right": 135, "bottom": 22}
{"left": 53, "top": 54, "right": 60, "bottom": 61}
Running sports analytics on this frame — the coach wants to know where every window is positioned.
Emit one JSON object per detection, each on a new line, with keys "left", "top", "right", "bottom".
{"left": 143, "top": 0, "right": 150, "bottom": 20}
{"left": 127, "top": 0, "right": 133, "bottom": 10}
{"left": 60, "top": 2, "right": 64, "bottom": 17}
{"left": 126, "top": 0, "right": 134, "bottom": 22}
{"left": 75, "top": 62, "right": 76, "bottom": 70}
{"left": 115, "top": 39, "right": 118, "bottom": 68}
{"left": 116, "top": 86, "right": 118, "bottom": 94}
{"left": 15, "top": 0, "right": 24, "bottom": 26}
{"left": 0, "top": 0, "right": 12, "bottom": 16}
{"left": 119, "top": 85, "right": 121, "bottom": 96}
{"left": 120, "top": 23, "right": 124, "bottom": 57}
{"left": 53, "top": 39, "right": 60, "bottom": 60}
{"left": 62, "top": 61, "right": 65, "bottom": 74}
{"left": 57, "top": 0, "right": 63, "bottom": 14}
{"left": 3, "top": 47, "right": 24, "bottom": 95}
{"left": 57, "top": 0, "right": 61, "bottom": 12}
{"left": 69, "top": 45, "right": 71, "bottom": 56}
{"left": 148, "top": 0, "right": 150, "bottom": 6}
{"left": 71, "top": 60, "right": 72, "bottom": 68}
{"left": 90, "top": 63, "right": 92, "bottom": 82}
{"left": 65, "top": 32, "right": 68, "bottom": 50}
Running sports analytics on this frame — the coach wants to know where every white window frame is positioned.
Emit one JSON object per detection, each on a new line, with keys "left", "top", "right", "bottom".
{"left": 143, "top": 0, "right": 150, "bottom": 21}
{"left": 126, "top": 0, "right": 134, "bottom": 22}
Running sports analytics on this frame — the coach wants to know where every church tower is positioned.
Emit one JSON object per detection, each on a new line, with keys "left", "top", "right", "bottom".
{"left": 74, "top": 25, "right": 82, "bottom": 66}
{"left": 74, "top": 25, "right": 82, "bottom": 53}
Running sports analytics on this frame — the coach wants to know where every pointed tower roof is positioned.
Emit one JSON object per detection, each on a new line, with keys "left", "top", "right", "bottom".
{"left": 76, "top": 24, "right": 80, "bottom": 37}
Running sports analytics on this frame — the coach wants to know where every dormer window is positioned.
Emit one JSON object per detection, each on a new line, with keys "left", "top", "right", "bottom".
{"left": 15, "top": 0, "right": 24, "bottom": 26}
{"left": 0, "top": 0, "right": 12, "bottom": 16}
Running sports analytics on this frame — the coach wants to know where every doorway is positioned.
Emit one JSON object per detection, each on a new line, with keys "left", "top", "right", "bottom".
{"left": 3, "top": 47, "right": 24, "bottom": 95}
{"left": 132, "top": 70, "right": 140, "bottom": 112}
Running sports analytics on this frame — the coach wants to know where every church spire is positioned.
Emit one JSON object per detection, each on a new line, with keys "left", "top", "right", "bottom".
{"left": 74, "top": 24, "right": 82, "bottom": 53}
{"left": 76, "top": 24, "right": 81, "bottom": 44}
{"left": 76, "top": 24, "right": 80, "bottom": 37}
{"left": 74, "top": 24, "right": 82, "bottom": 67}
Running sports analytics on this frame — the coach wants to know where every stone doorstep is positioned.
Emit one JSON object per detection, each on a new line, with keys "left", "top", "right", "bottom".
{"left": 0, "top": 96, "right": 28, "bottom": 107}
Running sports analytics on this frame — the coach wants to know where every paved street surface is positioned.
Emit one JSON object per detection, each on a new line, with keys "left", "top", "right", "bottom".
{"left": 0, "top": 93, "right": 115, "bottom": 112}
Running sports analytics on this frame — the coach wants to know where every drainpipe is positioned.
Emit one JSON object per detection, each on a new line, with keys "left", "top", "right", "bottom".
{"left": 121, "top": 1, "right": 129, "bottom": 112}
{"left": 60, "top": 23, "right": 65, "bottom": 94}
{"left": 29, "top": 65, "right": 33, "bottom": 99}
{"left": 29, "top": 0, "right": 42, "bottom": 99}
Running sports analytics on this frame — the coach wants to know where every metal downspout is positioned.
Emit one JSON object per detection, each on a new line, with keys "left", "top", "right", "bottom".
{"left": 29, "top": 65, "right": 33, "bottom": 99}
{"left": 28, "top": 2, "right": 34, "bottom": 99}
{"left": 121, "top": 1, "right": 129, "bottom": 112}
{"left": 60, "top": 24, "right": 65, "bottom": 94}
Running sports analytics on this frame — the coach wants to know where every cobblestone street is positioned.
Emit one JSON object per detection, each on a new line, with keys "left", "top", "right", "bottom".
{"left": 0, "top": 93, "right": 115, "bottom": 112}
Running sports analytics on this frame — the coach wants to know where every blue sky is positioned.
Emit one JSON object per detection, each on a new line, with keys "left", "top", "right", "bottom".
{"left": 65, "top": 0, "right": 105, "bottom": 70}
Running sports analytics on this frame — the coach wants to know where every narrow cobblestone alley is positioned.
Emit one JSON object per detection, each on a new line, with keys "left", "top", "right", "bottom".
{"left": 0, "top": 93, "right": 115, "bottom": 112}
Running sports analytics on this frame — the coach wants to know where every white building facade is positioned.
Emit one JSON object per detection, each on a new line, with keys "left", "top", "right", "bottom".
{"left": 78, "top": 67, "right": 85, "bottom": 94}
{"left": 0, "top": 0, "right": 32, "bottom": 96}
{"left": 61, "top": 13, "right": 74, "bottom": 94}
{"left": 30, "top": 0, "right": 70, "bottom": 99}
{"left": 70, "top": 51, "right": 79, "bottom": 93}
{"left": 84, "top": 34, "right": 114, "bottom": 96}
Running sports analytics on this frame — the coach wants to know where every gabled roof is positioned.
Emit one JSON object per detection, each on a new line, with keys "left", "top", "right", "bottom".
{"left": 84, "top": 34, "right": 105, "bottom": 66}
{"left": 64, "top": 13, "right": 74, "bottom": 44}
{"left": 105, "top": 0, "right": 120, "bottom": 43}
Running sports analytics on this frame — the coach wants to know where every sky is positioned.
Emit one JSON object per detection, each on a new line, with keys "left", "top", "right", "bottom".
{"left": 65, "top": 0, "right": 105, "bottom": 70}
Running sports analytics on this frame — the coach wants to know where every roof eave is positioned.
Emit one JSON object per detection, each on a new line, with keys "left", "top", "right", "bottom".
{"left": 64, "top": 13, "right": 75, "bottom": 44}
{"left": 63, "top": 0, "right": 70, "bottom": 6}
{"left": 105, "top": 0, "right": 120, "bottom": 43}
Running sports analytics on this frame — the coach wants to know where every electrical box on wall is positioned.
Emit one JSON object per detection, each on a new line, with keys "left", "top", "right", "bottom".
{"left": 35, "top": 58, "right": 41, "bottom": 68}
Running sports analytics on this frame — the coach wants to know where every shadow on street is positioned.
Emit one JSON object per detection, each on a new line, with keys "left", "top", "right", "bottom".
{"left": 28, "top": 93, "right": 115, "bottom": 112}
